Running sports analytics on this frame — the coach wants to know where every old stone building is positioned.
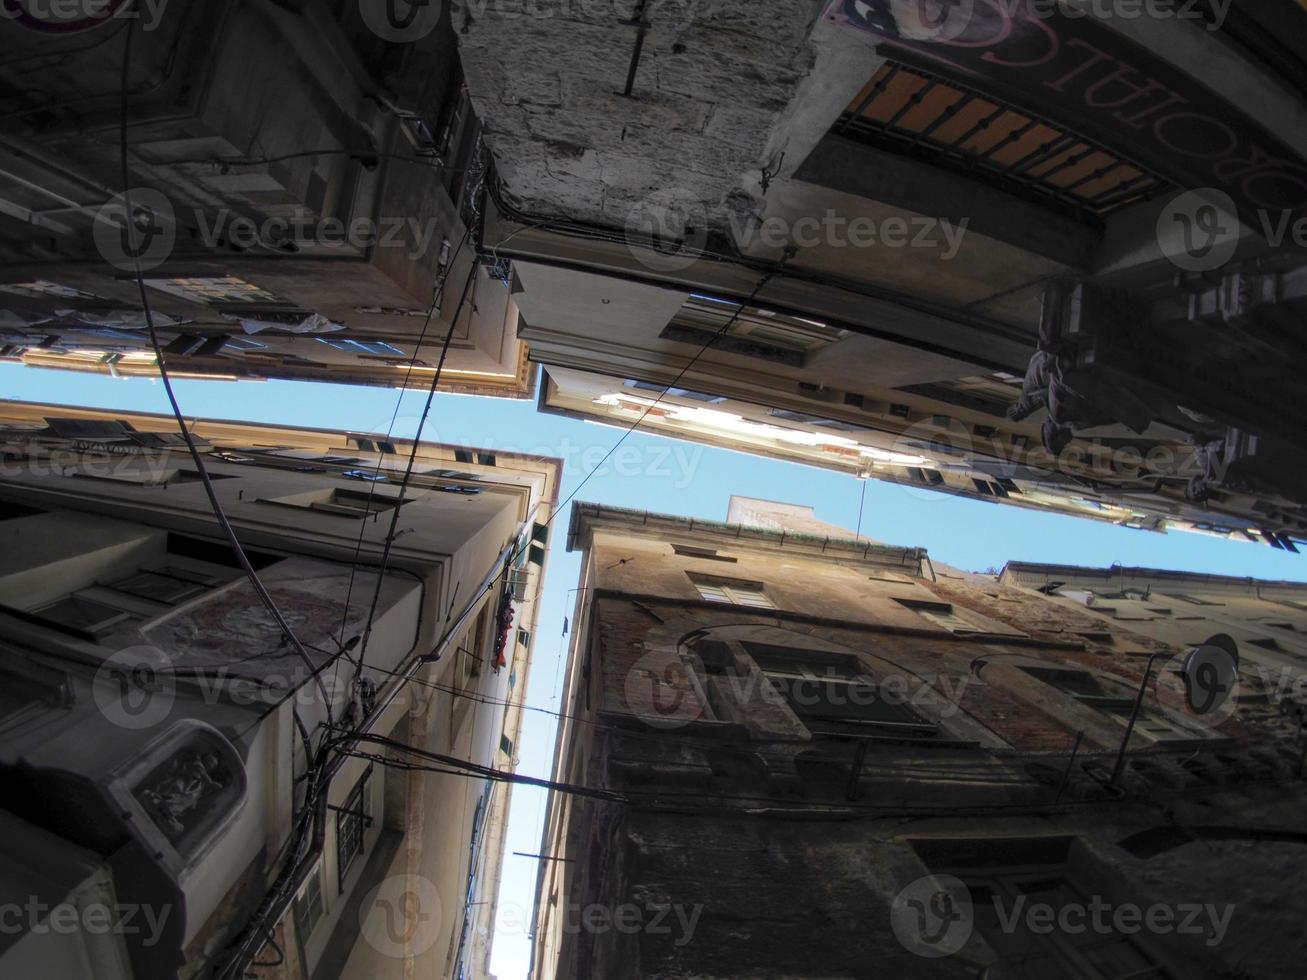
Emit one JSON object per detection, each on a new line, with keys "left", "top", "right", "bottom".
{"left": 459, "top": 0, "right": 1307, "bottom": 550}
{"left": 532, "top": 496, "right": 1307, "bottom": 979}
{"left": 0, "top": 2, "right": 531, "bottom": 396}
{"left": 0, "top": 401, "right": 558, "bottom": 980}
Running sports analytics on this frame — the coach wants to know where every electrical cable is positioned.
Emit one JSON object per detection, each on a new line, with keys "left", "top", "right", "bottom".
{"left": 482, "top": 262, "right": 787, "bottom": 583}
{"left": 116, "top": 21, "right": 329, "bottom": 709}
{"left": 327, "top": 655, "right": 1085, "bottom": 786}
{"left": 327, "top": 732, "right": 626, "bottom": 803}
{"left": 132, "top": 148, "right": 464, "bottom": 171}
{"left": 350, "top": 259, "right": 480, "bottom": 684}
{"left": 326, "top": 226, "right": 475, "bottom": 727}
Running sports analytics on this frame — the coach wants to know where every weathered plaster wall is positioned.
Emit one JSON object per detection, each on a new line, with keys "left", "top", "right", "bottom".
{"left": 456, "top": 0, "right": 823, "bottom": 231}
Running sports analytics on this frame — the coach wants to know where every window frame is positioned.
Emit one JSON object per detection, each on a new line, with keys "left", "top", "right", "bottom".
{"left": 690, "top": 574, "right": 775, "bottom": 608}
{"left": 743, "top": 641, "right": 938, "bottom": 739}
{"left": 336, "top": 765, "right": 373, "bottom": 891}
{"left": 293, "top": 860, "right": 325, "bottom": 943}
{"left": 949, "top": 862, "right": 1171, "bottom": 979}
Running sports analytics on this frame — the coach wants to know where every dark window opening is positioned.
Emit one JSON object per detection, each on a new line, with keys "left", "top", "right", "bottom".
{"left": 0, "top": 500, "right": 44, "bottom": 520}
{"left": 745, "top": 642, "right": 937, "bottom": 739}
{"left": 672, "top": 544, "right": 737, "bottom": 563}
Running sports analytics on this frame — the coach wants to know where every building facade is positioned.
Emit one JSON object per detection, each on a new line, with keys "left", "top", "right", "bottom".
{"left": 0, "top": 401, "right": 558, "bottom": 980}
{"left": 531, "top": 497, "right": 1307, "bottom": 979}
{"left": 457, "top": 0, "right": 1307, "bottom": 549}
{"left": 0, "top": 2, "right": 532, "bottom": 397}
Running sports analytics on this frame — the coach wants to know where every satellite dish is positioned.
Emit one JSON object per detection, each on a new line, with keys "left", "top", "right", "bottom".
{"left": 1181, "top": 634, "right": 1238, "bottom": 715}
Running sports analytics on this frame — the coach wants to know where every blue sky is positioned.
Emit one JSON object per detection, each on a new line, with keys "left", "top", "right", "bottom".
{"left": 6, "top": 364, "right": 1305, "bottom": 979}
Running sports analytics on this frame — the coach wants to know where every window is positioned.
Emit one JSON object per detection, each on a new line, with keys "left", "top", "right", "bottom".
{"left": 263, "top": 488, "right": 405, "bottom": 520}
{"left": 9, "top": 545, "right": 247, "bottom": 641}
{"left": 517, "top": 628, "right": 531, "bottom": 649}
{"left": 896, "top": 598, "right": 986, "bottom": 634}
{"left": 745, "top": 642, "right": 936, "bottom": 739}
{"left": 672, "top": 544, "right": 737, "bottom": 563}
{"left": 336, "top": 766, "right": 372, "bottom": 889}
{"left": 32, "top": 594, "right": 140, "bottom": 637}
{"left": 660, "top": 295, "right": 846, "bottom": 366}
{"left": 1021, "top": 667, "right": 1136, "bottom": 713}
{"left": 766, "top": 409, "right": 866, "bottom": 432}
{"left": 0, "top": 500, "right": 43, "bottom": 520}
{"left": 293, "top": 862, "right": 325, "bottom": 942}
{"left": 689, "top": 573, "right": 775, "bottom": 608}
{"left": 1248, "top": 637, "right": 1283, "bottom": 651}
{"left": 918, "top": 838, "right": 1172, "bottom": 979}
{"left": 1020, "top": 667, "right": 1198, "bottom": 744}
{"left": 144, "top": 276, "right": 284, "bottom": 305}
{"left": 624, "top": 380, "right": 727, "bottom": 403}
{"left": 0, "top": 280, "right": 100, "bottom": 300}
{"left": 108, "top": 567, "right": 214, "bottom": 604}
{"left": 316, "top": 489, "right": 403, "bottom": 517}
{"left": 69, "top": 468, "right": 234, "bottom": 487}
{"left": 316, "top": 337, "right": 405, "bottom": 357}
